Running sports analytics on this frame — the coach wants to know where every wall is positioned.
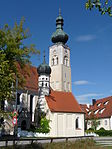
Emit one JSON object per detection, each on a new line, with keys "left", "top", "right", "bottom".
{"left": 49, "top": 44, "right": 72, "bottom": 92}
{"left": 48, "top": 111, "right": 84, "bottom": 137}
{"left": 87, "top": 118, "right": 111, "bottom": 130}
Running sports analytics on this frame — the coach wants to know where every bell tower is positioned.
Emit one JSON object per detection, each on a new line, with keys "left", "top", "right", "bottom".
{"left": 49, "top": 10, "right": 72, "bottom": 92}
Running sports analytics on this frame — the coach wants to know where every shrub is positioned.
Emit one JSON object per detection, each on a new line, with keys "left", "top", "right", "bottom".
{"left": 95, "top": 129, "right": 112, "bottom": 136}
{"left": 36, "top": 117, "right": 50, "bottom": 134}
{"left": 99, "top": 127, "right": 105, "bottom": 131}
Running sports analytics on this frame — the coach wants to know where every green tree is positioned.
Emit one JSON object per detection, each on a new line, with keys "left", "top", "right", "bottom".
{"left": 0, "top": 18, "right": 40, "bottom": 115}
{"left": 88, "top": 113, "right": 100, "bottom": 131}
{"left": 86, "top": 0, "right": 112, "bottom": 16}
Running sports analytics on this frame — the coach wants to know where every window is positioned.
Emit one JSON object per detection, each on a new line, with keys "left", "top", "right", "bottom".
{"left": 104, "top": 101, "right": 109, "bottom": 105}
{"left": 94, "top": 109, "right": 99, "bottom": 114}
{"left": 97, "top": 103, "right": 101, "bottom": 107}
{"left": 17, "top": 93, "right": 20, "bottom": 105}
{"left": 56, "top": 57, "right": 58, "bottom": 65}
{"left": 99, "top": 108, "right": 105, "bottom": 114}
{"left": 42, "top": 82, "right": 44, "bottom": 87}
{"left": 76, "top": 117, "right": 79, "bottom": 129}
{"left": 46, "top": 83, "right": 47, "bottom": 87}
{"left": 52, "top": 58, "right": 54, "bottom": 65}
{"left": 63, "top": 56, "right": 69, "bottom": 66}
{"left": 105, "top": 120, "right": 107, "bottom": 125}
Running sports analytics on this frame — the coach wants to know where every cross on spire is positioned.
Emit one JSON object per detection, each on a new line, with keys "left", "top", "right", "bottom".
{"left": 59, "top": 8, "right": 61, "bottom": 16}
{"left": 43, "top": 50, "right": 46, "bottom": 63}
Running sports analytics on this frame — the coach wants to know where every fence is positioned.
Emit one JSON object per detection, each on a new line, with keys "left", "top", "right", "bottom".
{"left": 0, "top": 135, "right": 94, "bottom": 147}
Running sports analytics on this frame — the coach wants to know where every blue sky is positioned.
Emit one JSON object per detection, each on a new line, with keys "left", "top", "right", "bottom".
{"left": 1, "top": 0, "right": 112, "bottom": 104}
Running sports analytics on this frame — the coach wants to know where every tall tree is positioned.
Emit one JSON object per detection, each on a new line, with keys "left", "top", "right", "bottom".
{"left": 86, "top": 0, "right": 112, "bottom": 16}
{"left": 0, "top": 18, "right": 40, "bottom": 115}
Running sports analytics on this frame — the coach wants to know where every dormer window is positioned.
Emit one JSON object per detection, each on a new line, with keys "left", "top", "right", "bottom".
{"left": 86, "top": 108, "right": 89, "bottom": 112}
{"left": 97, "top": 103, "right": 101, "bottom": 107}
{"left": 99, "top": 108, "right": 105, "bottom": 114}
{"left": 104, "top": 101, "right": 109, "bottom": 106}
{"left": 94, "top": 109, "right": 99, "bottom": 114}
{"left": 88, "top": 111, "right": 91, "bottom": 115}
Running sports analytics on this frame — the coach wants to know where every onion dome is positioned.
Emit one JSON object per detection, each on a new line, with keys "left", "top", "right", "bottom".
{"left": 51, "top": 9, "right": 68, "bottom": 44}
{"left": 37, "top": 52, "right": 51, "bottom": 75}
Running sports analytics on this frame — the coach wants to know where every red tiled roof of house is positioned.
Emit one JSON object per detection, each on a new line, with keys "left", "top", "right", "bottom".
{"left": 80, "top": 96, "right": 112, "bottom": 119}
{"left": 45, "top": 91, "right": 84, "bottom": 113}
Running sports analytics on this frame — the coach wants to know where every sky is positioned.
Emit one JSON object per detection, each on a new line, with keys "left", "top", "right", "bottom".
{"left": 0, "top": 0, "right": 112, "bottom": 104}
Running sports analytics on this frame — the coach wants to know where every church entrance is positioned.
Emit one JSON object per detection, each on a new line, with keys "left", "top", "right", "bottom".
{"left": 21, "top": 120, "right": 26, "bottom": 130}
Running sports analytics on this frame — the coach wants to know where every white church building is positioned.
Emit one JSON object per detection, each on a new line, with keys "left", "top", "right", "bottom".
{"left": 4, "top": 11, "right": 85, "bottom": 137}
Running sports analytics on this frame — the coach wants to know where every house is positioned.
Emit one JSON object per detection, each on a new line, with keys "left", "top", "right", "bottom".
{"left": 80, "top": 96, "right": 112, "bottom": 130}
{"left": 3, "top": 10, "right": 85, "bottom": 137}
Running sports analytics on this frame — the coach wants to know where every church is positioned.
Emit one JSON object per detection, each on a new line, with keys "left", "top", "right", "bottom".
{"left": 4, "top": 11, "right": 85, "bottom": 137}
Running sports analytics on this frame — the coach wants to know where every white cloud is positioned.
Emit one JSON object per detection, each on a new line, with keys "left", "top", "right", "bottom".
{"left": 74, "top": 80, "right": 95, "bottom": 86}
{"left": 75, "top": 34, "right": 96, "bottom": 42}
{"left": 76, "top": 93, "right": 104, "bottom": 104}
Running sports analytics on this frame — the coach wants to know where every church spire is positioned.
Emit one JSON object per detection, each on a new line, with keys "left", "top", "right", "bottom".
{"left": 51, "top": 9, "right": 68, "bottom": 44}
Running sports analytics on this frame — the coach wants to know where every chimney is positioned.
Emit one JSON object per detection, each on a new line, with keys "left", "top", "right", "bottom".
{"left": 92, "top": 99, "right": 96, "bottom": 106}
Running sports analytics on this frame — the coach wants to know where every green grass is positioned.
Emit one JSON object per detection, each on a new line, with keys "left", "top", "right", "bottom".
{"left": 1, "top": 139, "right": 112, "bottom": 149}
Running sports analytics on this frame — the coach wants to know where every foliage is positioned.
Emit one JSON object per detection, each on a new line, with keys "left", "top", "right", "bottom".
{"left": 0, "top": 18, "right": 40, "bottom": 114}
{"left": 95, "top": 129, "right": 112, "bottom": 136}
{"left": 36, "top": 116, "right": 50, "bottom": 134}
{"left": 87, "top": 113, "right": 100, "bottom": 130}
{"left": 86, "top": 0, "right": 112, "bottom": 16}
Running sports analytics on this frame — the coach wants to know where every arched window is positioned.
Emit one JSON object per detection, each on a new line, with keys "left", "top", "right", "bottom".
{"left": 52, "top": 58, "right": 54, "bottom": 65}
{"left": 76, "top": 117, "right": 79, "bottom": 129}
{"left": 46, "top": 83, "right": 47, "bottom": 87}
{"left": 63, "top": 56, "right": 69, "bottom": 66}
{"left": 56, "top": 57, "right": 58, "bottom": 65}
{"left": 42, "top": 82, "right": 44, "bottom": 87}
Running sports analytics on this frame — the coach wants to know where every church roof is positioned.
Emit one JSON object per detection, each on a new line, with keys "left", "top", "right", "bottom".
{"left": 80, "top": 96, "right": 112, "bottom": 119}
{"left": 45, "top": 91, "right": 84, "bottom": 113}
{"left": 17, "top": 65, "right": 83, "bottom": 113}
{"left": 17, "top": 64, "right": 38, "bottom": 92}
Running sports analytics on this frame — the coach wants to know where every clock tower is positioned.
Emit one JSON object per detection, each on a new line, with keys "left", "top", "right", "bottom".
{"left": 49, "top": 10, "right": 72, "bottom": 92}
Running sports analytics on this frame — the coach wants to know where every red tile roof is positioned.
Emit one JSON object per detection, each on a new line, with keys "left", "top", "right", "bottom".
{"left": 80, "top": 96, "right": 112, "bottom": 119}
{"left": 17, "top": 64, "right": 38, "bottom": 92}
{"left": 17, "top": 65, "right": 83, "bottom": 113}
{"left": 45, "top": 91, "right": 84, "bottom": 113}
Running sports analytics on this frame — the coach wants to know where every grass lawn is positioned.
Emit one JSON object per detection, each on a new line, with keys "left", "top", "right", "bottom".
{"left": 1, "top": 139, "right": 112, "bottom": 149}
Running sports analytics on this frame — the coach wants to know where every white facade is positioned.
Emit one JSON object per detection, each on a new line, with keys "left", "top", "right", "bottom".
{"left": 47, "top": 111, "right": 84, "bottom": 137}
{"left": 49, "top": 44, "right": 72, "bottom": 92}
{"left": 87, "top": 117, "right": 112, "bottom": 130}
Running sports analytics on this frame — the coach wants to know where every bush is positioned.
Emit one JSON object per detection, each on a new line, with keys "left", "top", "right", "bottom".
{"left": 36, "top": 117, "right": 50, "bottom": 134}
{"left": 95, "top": 129, "right": 112, "bottom": 136}
{"left": 99, "top": 127, "right": 105, "bottom": 131}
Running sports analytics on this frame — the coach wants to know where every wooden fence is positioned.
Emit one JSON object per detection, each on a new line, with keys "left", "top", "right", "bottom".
{"left": 0, "top": 135, "right": 94, "bottom": 147}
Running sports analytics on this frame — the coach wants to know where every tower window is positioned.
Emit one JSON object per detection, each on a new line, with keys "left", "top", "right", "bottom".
{"left": 46, "top": 83, "right": 47, "bottom": 87}
{"left": 52, "top": 58, "right": 54, "bottom": 65}
{"left": 42, "top": 82, "right": 44, "bottom": 87}
{"left": 56, "top": 57, "right": 58, "bottom": 65}
{"left": 63, "top": 56, "right": 69, "bottom": 66}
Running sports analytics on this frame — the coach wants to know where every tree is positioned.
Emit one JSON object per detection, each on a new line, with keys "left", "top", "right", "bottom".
{"left": 86, "top": 0, "right": 112, "bottom": 16}
{"left": 0, "top": 18, "right": 40, "bottom": 116}
{"left": 87, "top": 113, "right": 100, "bottom": 131}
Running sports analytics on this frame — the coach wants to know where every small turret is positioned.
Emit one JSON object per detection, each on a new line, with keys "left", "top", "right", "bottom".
{"left": 37, "top": 51, "right": 51, "bottom": 96}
